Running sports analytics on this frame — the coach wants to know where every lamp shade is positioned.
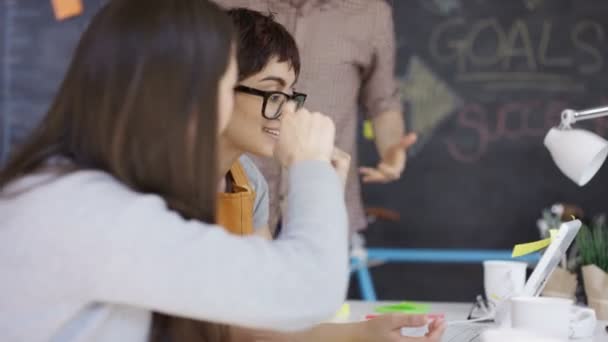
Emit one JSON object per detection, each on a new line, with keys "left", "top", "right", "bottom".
{"left": 544, "top": 128, "right": 608, "bottom": 186}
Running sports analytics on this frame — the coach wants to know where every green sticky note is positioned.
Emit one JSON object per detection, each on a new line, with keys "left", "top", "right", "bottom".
{"left": 374, "top": 302, "right": 429, "bottom": 314}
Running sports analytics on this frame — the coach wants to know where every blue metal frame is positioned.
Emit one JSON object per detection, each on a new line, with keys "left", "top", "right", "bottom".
{"left": 351, "top": 248, "right": 541, "bottom": 301}
{"left": 367, "top": 248, "right": 541, "bottom": 263}
{"left": 351, "top": 257, "right": 378, "bottom": 301}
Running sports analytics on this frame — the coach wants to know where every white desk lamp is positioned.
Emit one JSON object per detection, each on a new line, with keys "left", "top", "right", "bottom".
{"left": 544, "top": 106, "right": 608, "bottom": 186}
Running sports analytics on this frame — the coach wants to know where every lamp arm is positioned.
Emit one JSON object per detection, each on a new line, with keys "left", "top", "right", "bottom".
{"left": 561, "top": 106, "right": 608, "bottom": 128}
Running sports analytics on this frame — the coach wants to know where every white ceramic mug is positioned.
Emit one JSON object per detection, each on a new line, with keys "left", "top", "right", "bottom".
{"left": 483, "top": 260, "right": 527, "bottom": 306}
{"left": 510, "top": 296, "right": 597, "bottom": 340}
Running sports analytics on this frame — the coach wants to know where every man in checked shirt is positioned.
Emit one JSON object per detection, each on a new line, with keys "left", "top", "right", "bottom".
{"left": 216, "top": 0, "right": 417, "bottom": 236}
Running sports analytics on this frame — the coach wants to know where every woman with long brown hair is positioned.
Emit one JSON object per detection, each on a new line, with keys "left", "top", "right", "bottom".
{"left": 0, "top": 0, "right": 348, "bottom": 341}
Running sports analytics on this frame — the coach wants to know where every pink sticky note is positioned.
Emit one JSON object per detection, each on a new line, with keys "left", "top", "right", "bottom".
{"left": 428, "top": 313, "right": 445, "bottom": 321}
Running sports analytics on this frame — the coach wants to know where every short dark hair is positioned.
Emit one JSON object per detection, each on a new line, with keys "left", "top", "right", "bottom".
{"left": 227, "top": 8, "right": 300, "bottom": 81}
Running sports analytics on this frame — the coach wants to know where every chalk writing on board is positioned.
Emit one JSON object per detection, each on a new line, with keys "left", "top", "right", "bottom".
{"left": 399, "top": 56, "right": 462, "bottom": 156}
{"left": 523, "top": 0, "right": 545, "bottom": 11}
{"left": 444, "top": 97, "right": 608, "bottom": 163}
{"left": 417, "top": 0, "right": 463, "bottom": 16}
{"left": 429, "top": 18, "right": 605, "bottom": 91}
{"left": 400, "top": 15, "right": 607, "bottom": 162}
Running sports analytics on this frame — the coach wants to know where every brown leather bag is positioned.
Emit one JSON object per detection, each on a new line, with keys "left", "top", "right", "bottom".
{"left": 216, "top": 161, "right": 256, "bottom": 236}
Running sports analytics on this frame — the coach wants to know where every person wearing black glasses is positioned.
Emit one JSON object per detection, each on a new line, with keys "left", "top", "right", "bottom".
{"left": 222, "top": 58, "right": 308, "bottom": 158}
{"left": 234, "top": 85, "right": 307, "bottom": 120}
{"left": 218, "top": 7, "right": 323, "bottom": 241}
{"left": 211, "top": 8, "right": 445, "bottom": 342}
{"left": 216, "top": 0, "right": 417, "bottom": 239}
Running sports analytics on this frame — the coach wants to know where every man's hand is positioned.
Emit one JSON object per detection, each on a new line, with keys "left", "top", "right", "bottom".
{"left": 360, "top": 133, "right": 417, "bottom": 183}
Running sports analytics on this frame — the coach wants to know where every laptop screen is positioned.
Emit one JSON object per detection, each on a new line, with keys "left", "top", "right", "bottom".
{"left": 521, "top": 220, "right": 581, "bottom": 297}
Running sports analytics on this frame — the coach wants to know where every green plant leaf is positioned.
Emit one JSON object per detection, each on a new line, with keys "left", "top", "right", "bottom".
{"left": 576, "top": 220, "right": 608, "bottom": 273}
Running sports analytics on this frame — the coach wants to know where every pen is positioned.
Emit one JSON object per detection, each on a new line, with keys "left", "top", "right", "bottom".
{"left": 476, "top": 295, "right": 488, "bottom": 313}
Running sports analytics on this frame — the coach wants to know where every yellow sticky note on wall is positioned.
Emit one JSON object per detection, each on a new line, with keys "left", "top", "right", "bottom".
{"left": 363, "top": 120, "right": 375, "bottom": 140}
{"left": 51, "top": 0, "right": 83, "bottom": 21}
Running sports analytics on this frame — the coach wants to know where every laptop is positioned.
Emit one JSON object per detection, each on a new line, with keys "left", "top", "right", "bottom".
{"left": 440, "top": 219, "right": 582, "bottom": 342}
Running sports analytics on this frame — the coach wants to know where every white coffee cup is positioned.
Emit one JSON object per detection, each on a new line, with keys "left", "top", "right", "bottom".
{"left": 510, "top": 296, "right": 597, "bottom": 340}
{"left": 483, "top": 260, "right": 527, "bottom": 306}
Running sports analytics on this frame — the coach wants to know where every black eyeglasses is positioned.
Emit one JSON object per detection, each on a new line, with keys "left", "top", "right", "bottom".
{"left": 234, "top": 85, "right": 307, "bottom": 120}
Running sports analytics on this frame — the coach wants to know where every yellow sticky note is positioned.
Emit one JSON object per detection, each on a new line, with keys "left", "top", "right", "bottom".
{"left": 363, "top": 120, "right": 375, "bottom": 140}
{"left": 333, "top": 303, "right": 350, "bottom": 320}
{"left": 489, "top": 293, "right": 502, "bottom": 301}
{"left": 51, "top": 0, "right": 83, "bottom": 21}
{"left": 512, "top": 229, "right": 558, "bottom": 257}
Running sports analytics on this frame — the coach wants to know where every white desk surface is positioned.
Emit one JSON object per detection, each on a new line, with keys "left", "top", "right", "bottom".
{"left": 345, "top": 301, "right": 608, "bottom": 341}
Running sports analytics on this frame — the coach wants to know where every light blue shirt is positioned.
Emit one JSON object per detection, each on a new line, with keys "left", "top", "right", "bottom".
{"left": 238, "top": 155, "right": 269, "bottom": 231}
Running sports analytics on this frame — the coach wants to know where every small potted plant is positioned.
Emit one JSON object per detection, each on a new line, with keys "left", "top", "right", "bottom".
{"left": 576, "top": 216, "right": 608, "bottom": 320}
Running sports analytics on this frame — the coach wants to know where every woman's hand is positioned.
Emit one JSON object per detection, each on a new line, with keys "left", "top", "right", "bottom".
{"left": 274, "top": 102, "right": 335, "bottom": 168}
{"left": 331, "top": 147, "right": 351, "bottom": 188}
{"left": 357, "top": 314, "right": 446, "bottom": 342}
{"left": 226, "top": 314, "right": 446, "bottom": 342}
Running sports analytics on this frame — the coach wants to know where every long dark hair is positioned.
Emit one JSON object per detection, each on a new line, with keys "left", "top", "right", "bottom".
{"left": 0, "top": 0, "right": 233, "bottom": 340}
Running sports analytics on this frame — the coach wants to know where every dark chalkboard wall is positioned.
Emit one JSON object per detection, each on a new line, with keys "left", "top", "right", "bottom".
{"left": 0, "top": 0, "right": 106, "bottom": 160}
{"left": 2, "top": 0, "right": 608, "bottom": 301}
{"left": 359, "top": 0, "right": 608, "bottom": 301}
